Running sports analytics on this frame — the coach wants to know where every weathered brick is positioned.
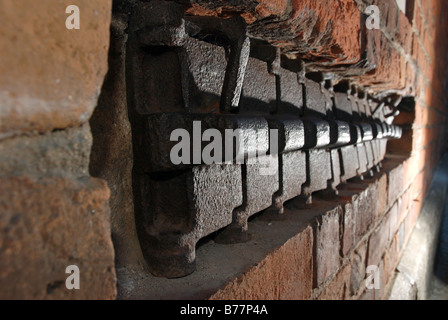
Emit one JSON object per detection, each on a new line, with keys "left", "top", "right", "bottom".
{"left": 387, "top": 162, "right": 404, "bottom": 206}
{"left": 411, "top": 170, "right": 426, "bottom": 207}
{"left": 0, "top": 0, "right": 112, "bottom": 138}
{"left": 404, "top": 208, "right": 415, "bottom": 244}
{"left": 338, "top": 184, "right": 373, "bottom": 247}
{"left": 367, "top": 218, "right": 390, "bottom": 267}
{"left": 317, "top": 263, "right": 351, "bottom": 300}
{"left": 383, "top": 235, "right": 400, "bottom": 286}
{"left": 313, "top": 206, "right": 342, "bottom": 288}
{"left": 377, "top": 172, "right": 388, "bottom": 219}
{"left": 185, "top": 0, "right": 362, "bottom": 66}
{"left": 209, "top": 226, "right": 313, "bottom": 300}
{"left": 350, "top": 240, "right": 367, "bottom": 296}
{"left": 0, "top": 176, "right": 116, "bottom": 299}
{"left": 341, "top": 201, "right": 356, "bottom": 257}
{"left": 356, "top": 182, "right": 378, "bottom": 242}
{"left": 0, "top": 124, "right": 92, "bottom": 178}
{"left": 388, "top": 201, "right": 400, "bottom": 243}
{"left": 409, "top": 193, "right": 423, "bottom": 226}
{"left": 397, "top": 220, "right": 406, "bottom": 252}
{"left": 399, "top": 186, "right": 412, "bottom": 224}
{"left": 357, "top": 20, "right": 408, "bottom": 93}
{"left": 375, "top": 259, "right": 386, "bottom": 300}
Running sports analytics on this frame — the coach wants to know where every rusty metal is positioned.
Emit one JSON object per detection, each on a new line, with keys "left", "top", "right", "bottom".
{"left": 215, "top": 155, "right": 279, "bottom": 243}
{"left": 142, "top": 164, "right": 243, "bottom": 278}
{"left": 185, "top": 15, "right": 251, "bottom": 113}
{"left": 126, "top": 1, "right": 403, "bottom": 278}
{"left": 266, "top": 118, "right": 306, "bottom": 214}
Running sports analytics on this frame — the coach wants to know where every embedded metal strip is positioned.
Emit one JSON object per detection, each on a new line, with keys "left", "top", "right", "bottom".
{"left": 126, "top": 1, "right": 403, "bottom": 278}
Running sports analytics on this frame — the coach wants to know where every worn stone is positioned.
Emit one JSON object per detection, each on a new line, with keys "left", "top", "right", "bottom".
{"left": 318, "top": 263, "right": 351, "bottom": 300}
{"left": 0, "top": 124, "right": 91, "bottom": 179}
{"left": 0, "top": 0, "right": 112, "bottom": 138}
{"left": 0, "top": 176, "right": 116, "bottom": 299}
{"left": 388, "top": 201, "right": 400, "bottom": 243}
{"left": 209, "top": 226, "right": 313, "bottom": 300}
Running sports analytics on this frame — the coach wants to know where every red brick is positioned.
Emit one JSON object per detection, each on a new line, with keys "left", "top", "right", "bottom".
{"left": 313, "top": 206, "right": 342, "bottom": 288}
{"left": 357, "top": 33, "right": 405, "bottom": 92}
{"left": 409, "top": 200, "right": 422, "bottom": 231}
{"left": 185, "top": 0, "right": 362, "bottom": 66}
{"left": 358, "top": 287, "right": 374, "bottom": 300}
{"left": 209, "top": 226, "right": 314, "bottom": 300}
{"left": 404, "top": 206, "right": 415, "bottom": 243}
{"left": 402, "top": 154, "right": 417, "bottom": 185}
{"left": 399, "top": 187, "right": 412, "bottom": 224}
{"left": 411, "top": 170, "right": 426, "bottom": 203}
{"left": 397, "top": 221, "right": 406, "bottom": 252}
{"left": 375, "top": 259, "right": 386, "bottom": 300}
{"left": 339, "top": 180, "right": 379, "bottom": 244}
{"left": 388, "top": 201, "right": 400, "bottom": 242}
{"left": 396, "top": 8, "right": 413, "bottom": 54}
{"left": 377, "top": 172, "right": 388, "bottom": 219}
{"left": 376, "top": 0, "right": 400, "bottom": 38}
{"left": 412, "top": 130, "right": 427, "bottom": 153}
{"left": 383, "top": 235, "right": 400, "bottom": 286}
{"left": 387, "top": 163, "right": 404, "bottom": 206}
{"left": 349, "top": 240, "right": 367, "bottom": 296}
{"left": 341, "top": 201, "right": 356, "bottom": 257}
{"left": 367, "top": 218, "right": 389, "bottom": 267}
{"left": 356, "top": 182, "right": 378, "bottom": 240}
{"left": 401, "top": 156, "right": 414, "bottom": 189}
{"left": 317, "top": 263, "right": 351, "bottom": 300}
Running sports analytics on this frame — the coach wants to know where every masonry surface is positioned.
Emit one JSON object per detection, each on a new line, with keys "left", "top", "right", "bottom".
{"left": 0, "top": 0, "right": 447, "bottom": 300}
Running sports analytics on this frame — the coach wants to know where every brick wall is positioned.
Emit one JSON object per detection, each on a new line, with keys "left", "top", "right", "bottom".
{"left": 281, "top": 0, "right": 448, "bottom": 300}
{"left": 115, "top": 0, "right": 448, "bottom": 300}
{"left": 0, "top": 0, "right": 447, "bottom": 300}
